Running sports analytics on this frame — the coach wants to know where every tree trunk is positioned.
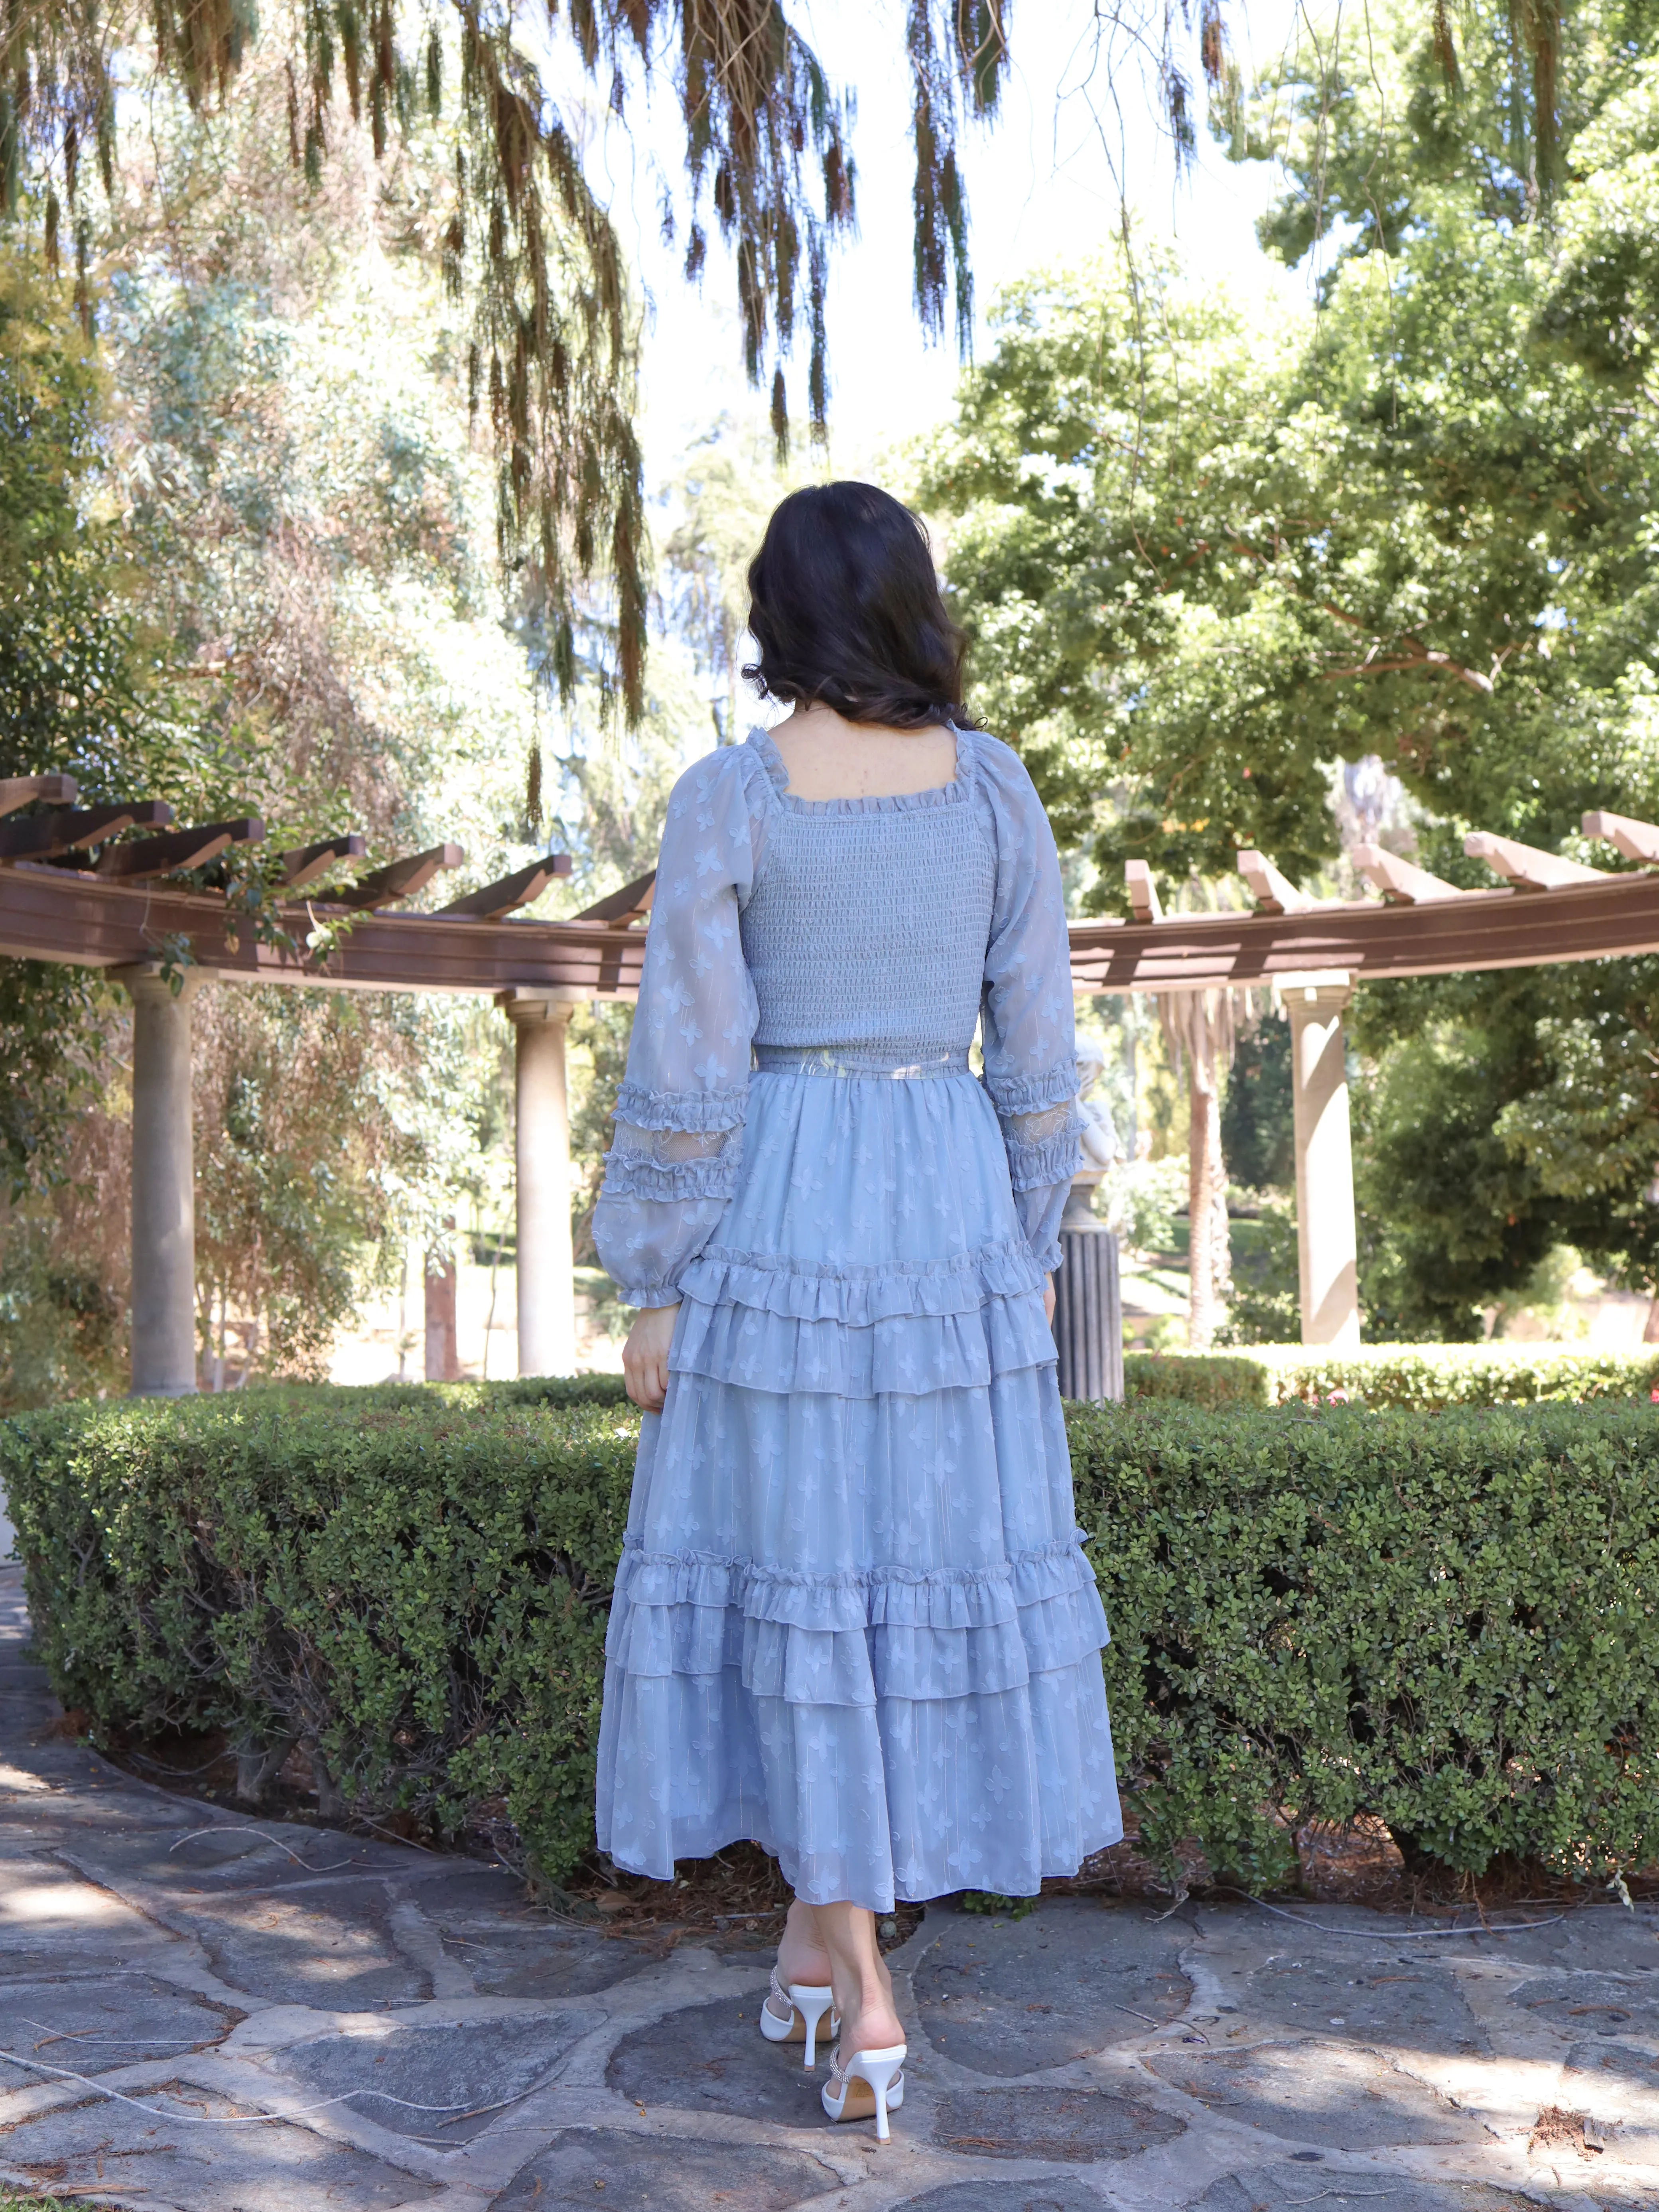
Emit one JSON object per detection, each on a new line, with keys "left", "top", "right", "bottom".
{"left": 425, "top": 1231, "right": 460, "bottom": 1382}
{"left": 1644, "top": 1290, "right": 1659, "bottom": 1344}
{"left": 1188, "top": 1070, "right": 1228, "bottom": 1350}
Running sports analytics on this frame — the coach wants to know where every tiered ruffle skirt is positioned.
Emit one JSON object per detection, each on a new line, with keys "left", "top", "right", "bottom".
{"left": 594, "top": 1066, "right": 1123, "bottom": 1909}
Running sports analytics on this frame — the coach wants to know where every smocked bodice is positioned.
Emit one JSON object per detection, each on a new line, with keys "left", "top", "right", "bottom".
{"left": 592, "top": 721, "right": 1082, "bottom": 1307}
{"left": 739, "top": 727, "right": 997, "bottom": 1060}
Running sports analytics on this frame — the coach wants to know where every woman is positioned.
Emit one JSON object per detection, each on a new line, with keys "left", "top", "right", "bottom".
{"left": 592, "top": 481, "right": 1122, "bottom": 2140}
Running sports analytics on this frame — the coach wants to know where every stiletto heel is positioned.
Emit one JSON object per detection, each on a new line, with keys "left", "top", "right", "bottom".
{"left": 821, "top": 2041, "right": 906, "bottom": 2141}
{"left": 758, "top": 1966, "right": 839, "bottom": 2066}
{"left": 792, "top": 1984, "right": 835, "bottom": 2067}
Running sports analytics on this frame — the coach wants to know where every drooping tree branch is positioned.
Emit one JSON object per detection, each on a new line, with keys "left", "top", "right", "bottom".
{"left": 16, "top": 0, "right": 1486, "bottom": 717}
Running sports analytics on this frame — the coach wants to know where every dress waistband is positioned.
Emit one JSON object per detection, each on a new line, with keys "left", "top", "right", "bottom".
{"left": 752, "top": 1044, "right": 972, "bottom": 1080}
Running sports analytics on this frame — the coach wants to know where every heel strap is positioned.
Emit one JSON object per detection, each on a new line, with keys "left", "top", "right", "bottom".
{"left": 765, "top": 1964, "right": 794, "bottom": 2021}
{"left": 824, "top": 2042, "right": 907, "bottom": 2093}
{"left": 767, "top": 1964, "right": 833, "bottom": 2020}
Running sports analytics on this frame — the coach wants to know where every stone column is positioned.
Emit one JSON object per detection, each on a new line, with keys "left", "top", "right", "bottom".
{"left": 1051, "top": 1179, "right": 1125, "bottom": 1402}
{"left": 497, "top": 990, "right": 581, "bottom": 1377}
{"left": 114, "top": 963, "right": 206, "bottom": 1397}
{"left": 1286, "top": 972, "right": 1361, "bottom": 1348}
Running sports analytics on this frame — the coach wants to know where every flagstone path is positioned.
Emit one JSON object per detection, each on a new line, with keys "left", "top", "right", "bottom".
{"left": 1, "top": 1560, "right": 1653, "bottom": 2212}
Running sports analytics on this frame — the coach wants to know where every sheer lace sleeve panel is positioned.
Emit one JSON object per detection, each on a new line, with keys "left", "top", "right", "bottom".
{"left": 974, "top": 735, "right": 1082, "bottom": 1274}
{"left": 592, "top": 747, "right": 768, "bottom": 1307}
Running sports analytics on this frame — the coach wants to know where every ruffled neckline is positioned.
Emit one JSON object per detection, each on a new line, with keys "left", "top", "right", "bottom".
{"left": 745, "top": 723, "right": 973, "bottom": 817}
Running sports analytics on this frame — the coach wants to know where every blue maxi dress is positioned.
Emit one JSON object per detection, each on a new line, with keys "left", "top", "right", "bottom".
{"left": 592, "top": 724, "right": 1122, "bottom": 1911}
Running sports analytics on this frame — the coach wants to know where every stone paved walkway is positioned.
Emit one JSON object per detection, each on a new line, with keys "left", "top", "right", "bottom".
{"left": 1, "top": 1560, "right": 1654, "bottom": 2212}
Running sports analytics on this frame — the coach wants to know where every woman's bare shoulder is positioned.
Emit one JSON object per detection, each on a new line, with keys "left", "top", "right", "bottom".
{"left": 765, "top": 708, "right": 958, "bottom": 802}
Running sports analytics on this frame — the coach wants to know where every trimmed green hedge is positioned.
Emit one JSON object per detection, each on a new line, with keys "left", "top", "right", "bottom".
{"left": 251, "top": 1373, "right": 633, "bottom": 1410}
{"left": 1128, "top": 1343, "right": 1659, "bottom": 1410}
{"left": 4, "top": 1389, "right": 1657, "bottom": 1888}
{"left": 2, "top": 1389, "right": 636, "bottom": 1879}
{"left": 1070, "top": 1400, "right": 1659, "bottom": 1886}
{"left": 1123, "top": 1352, "right": 1270, "bottom": 1408}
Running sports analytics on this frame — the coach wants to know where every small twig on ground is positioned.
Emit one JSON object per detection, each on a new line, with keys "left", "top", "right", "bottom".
{"left": 1106, "top": 2001, "right": 1208, "bottom": 2043}
{"left": 164, "top": 1825, "right": 360, "bottom": 1872}
{"left": 1218, "top": 1890, "right": 1565, "bottom": 1938}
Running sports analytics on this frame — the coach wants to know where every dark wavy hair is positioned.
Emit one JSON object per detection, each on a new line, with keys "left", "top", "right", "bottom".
{"left": 743, "top": 481, "right": 971, "bottom": 729}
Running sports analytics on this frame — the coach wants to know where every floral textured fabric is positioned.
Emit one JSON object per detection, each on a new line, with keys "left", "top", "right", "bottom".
{"left": 591, "top": 724, "right": 1123, "bottom": 1909}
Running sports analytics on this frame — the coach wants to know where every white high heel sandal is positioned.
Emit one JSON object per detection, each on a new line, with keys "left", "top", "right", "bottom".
{"left": 820, "top": 2040, "right": 906, "bottom": 2141}
{"left": 758, "top": 1965, "right": 839, "bottom": 2067}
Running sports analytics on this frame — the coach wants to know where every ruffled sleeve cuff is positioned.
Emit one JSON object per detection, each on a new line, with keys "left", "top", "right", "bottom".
{"left": 591, "top": 1117, "right": 745, "bottom": 1303}
{"left": 1015, "top": 1175, "right": 1071, "bottom": 1276}
{"left": 599, "top": 1148, "right": 743, "bottom": 1205}
{"left": 984, "top": 1060, "right": 1080, "bottom": 1119}
{"left": 1003, "top": 1112, "right": 1083, "bottom": 1193}
{"left": 614, "top": 1080, "right": 749, "bottom": 1133}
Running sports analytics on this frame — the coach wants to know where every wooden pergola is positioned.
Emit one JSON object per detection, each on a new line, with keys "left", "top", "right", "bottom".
{"left": 4, "top": 769, "right": 1657, "bottom": 1387}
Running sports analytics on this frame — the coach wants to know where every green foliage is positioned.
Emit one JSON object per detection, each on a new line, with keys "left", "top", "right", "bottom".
{"left": 924, "top": 201, "right": 1657, "bottom": 894}
{"left": 1216, "top": 1196, "right": 1301, "bottom": 1347}
{"left": 0, "top": 2197, "right": 118, "bottom": 2212}
{"left": 1350, "top": 964, "right": 1659, "bottom": 1335}
{"left": 2, "top": 1387, "right": 637, "bottom": 1881}
{"left": 922, "top": 0, "right": 1659, "bottom": 1328}
{"left": 1240, "top": 0, "right": 1655, "bottom": 270}
{"left": 1070, "top": 1400, "right": 1659, "bottom": 1884}
{"left": 0, "top": 252, "right": 135, "bottom": 1207}
{"left": 1125, "top": 1343, "right": 1659, "bottom": 1408}
{"left": 266, "top": 1372, "right": 631, "bottom": 1408}
{"left": 0, "top": 246, "right": 134, "bottom": 786}
{"left": 568, "top": 1001, "right": 634, "bottom": 1267}
{"left": 960, "top": 1889, "right": 1036, "bottom": 1919}
{"left": 1122, "top": 1352, "right": 1271, "bottom": 1408}
{"left": 1098, "top": 1152, "right": 1187, "bottom": 1257}
{"left": 0, "top": 1219, "right": 123, "bottom": 1411}
{"left": 9, "top": 1387, "right": 1658, "bottom": 1891}
{"left": 1220, "top": 1020, "right": 1294, "bottom": 1192}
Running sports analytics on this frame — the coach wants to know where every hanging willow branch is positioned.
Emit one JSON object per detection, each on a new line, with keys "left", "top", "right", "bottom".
{"left": 2, "top": 0, "right": 1509, "bottom": 713}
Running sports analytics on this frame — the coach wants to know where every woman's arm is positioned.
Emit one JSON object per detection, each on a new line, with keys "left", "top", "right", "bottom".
{"left": 977, "top": 738, "right": 1083, "bottom": 1275}
{"left": 592, "top": 748, "right": 765, "bottom": 1384}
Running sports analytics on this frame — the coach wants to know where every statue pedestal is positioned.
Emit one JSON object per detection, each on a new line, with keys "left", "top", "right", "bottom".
{"left": 1051, "top": 1175, "right": 1123, "bottom": 1404}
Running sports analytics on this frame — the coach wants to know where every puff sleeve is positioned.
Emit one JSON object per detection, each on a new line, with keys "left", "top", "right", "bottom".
{"left": 591, "top": 746, "right": 767, "bottom": 1307}
{"left": 975, "top": 736, "right": 1082, "bottom": 1275}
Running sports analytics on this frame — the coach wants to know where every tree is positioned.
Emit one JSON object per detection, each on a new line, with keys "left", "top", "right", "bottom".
{"left": 0, "top": 0, "right": 1598, "bottom": 713}
{"left": 0, "top": 247, "right": 166, "bottom": 1402}
{"left": 1, "top": 46, "right": 815, "bottom": 1397}
{"left": 921, "top": 0, "right": 1659, "bottom": 1334}
{"left": 1158, "top": 988, "right": 1246, "bottom": 1348}
{"left": 3, "top": 51, "right": 570, "bottom": 1397}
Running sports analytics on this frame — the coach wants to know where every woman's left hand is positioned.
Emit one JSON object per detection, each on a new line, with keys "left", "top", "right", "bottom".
{"left": 1044, "top": 1274, "right": 1056, "bottom": 1327}
{"left": 623, "top": 1302, "right": 680, "bottom": 1412}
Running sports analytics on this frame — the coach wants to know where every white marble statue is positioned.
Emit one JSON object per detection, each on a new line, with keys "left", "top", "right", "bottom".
{"left": 1074, "top": 1038, "right": 1121, "bottom": 1181}
{"left": 1058, "top": 1040, "right": 1120, "bottom": 1234}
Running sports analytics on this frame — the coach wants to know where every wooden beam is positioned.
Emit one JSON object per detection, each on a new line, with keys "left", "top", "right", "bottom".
{"left": 437, "top": 853, "right": 573, "bottom": 920}
{"left": 93, "top": 817, "right": 264, "bottom": 881}
{"left": 1067, "top": 872, "right": 1659, "bottom": 995}
{"left": 571, "top": 869, "right": 656, "bottom": 924}
{"left": 1124, "top": 859, "right": 1162, "bottom": 924}
{"left": 1237, "top": 850, "right": 1316, "bottom": 915}
{"left": 329, "top": 843, "right": 466, "bottom": 910}
{"left": 277, "top": 833, "right": 368, "bottom": 890}
{"left": 0, "top": 802, "right": 172, "bottom": 863}
{"left": 1464, "top": 831, "right": 1607, "bottom": 890}
{"left": 12, "top": 848, "right": 1659, "bottom": 1001}
{"left": 1350, "top": 843, "right": 1464, "bottom": 904}
{"left": 1583, "top": 809, "right": 1659, "bottom": 866}
{"left": 0, "top": 774, "right": 79, "bottom": 819}
{"left": 0, "top": 866, "right": 652, "bottom": 995}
